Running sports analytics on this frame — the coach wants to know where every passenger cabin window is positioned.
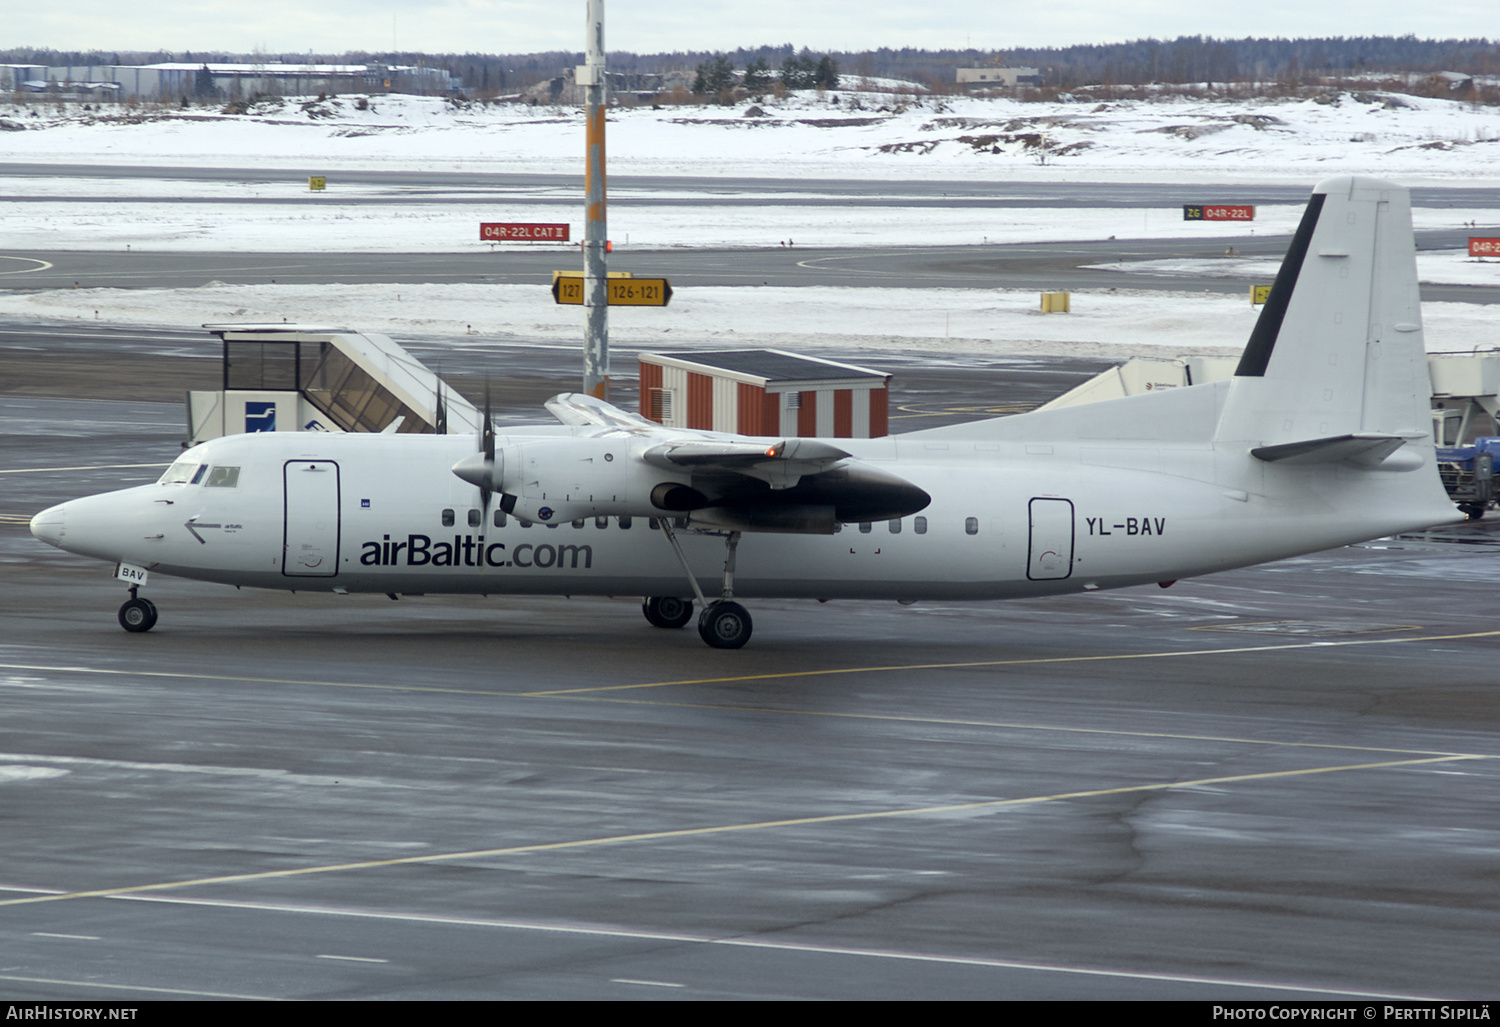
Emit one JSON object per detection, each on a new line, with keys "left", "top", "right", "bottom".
{"left": 965, "top": 517, "right": 979, "bottom": 535}
{"left": 441, "top": 509, "right": 455, "bottom": 527}
{"left": 158, "top": 460, "right": 201, "bottom": 485}
{"left": 468, "top": 509, "right": 482, "bottom": 528}
{"left": 519, "top": 519, "right": 532, "bottom": 528}
{"left": 619, "top": 516, "right": 632, "bottom": 530}
{"left": 914, "top": 516, "right": 928, "bottom": 535}
{"left": 204, "top": 466, "right": 240, "bottom": 488}
{"left": 594, "top": 517, "right": 608, "bottom": 530}
{"left": 889, "top": 519, "right": 901, "bottom": 534}
{"left": 859, "top": 522, "right": 872, "bottom": 534}
{"left": 573, "top": 519, "right": 586, "bottom": 529}
{"left": 493, "top": 510, "right": 507, "bottom": 528}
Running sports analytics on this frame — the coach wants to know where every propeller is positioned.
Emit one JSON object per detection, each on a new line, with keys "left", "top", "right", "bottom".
{"left": 478, "top": 379, "right": 495, "bottom": 516}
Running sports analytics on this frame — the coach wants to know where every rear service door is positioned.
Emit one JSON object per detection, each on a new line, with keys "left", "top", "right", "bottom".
{"left": 1027, "top": 497, "right": 1074, "bottom": 581}
{"left": 283, "top": 460, "right": 340, "bottom": 577}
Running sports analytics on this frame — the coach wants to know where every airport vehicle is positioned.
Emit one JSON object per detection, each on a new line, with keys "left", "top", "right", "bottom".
{"left": 30, "top": 176, "right": 1461, "bottom": 648}
{"left": 1435, "top": 438, "right": 1499, "bottom": 519}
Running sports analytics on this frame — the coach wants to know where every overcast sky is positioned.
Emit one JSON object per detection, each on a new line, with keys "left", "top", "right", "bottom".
{"left": 7, "top": 2, "right": 1497, "bottom": 56}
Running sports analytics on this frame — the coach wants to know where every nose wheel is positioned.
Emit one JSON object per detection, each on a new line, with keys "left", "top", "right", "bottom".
{"left": 118, "top": 589, "right": 158, "bottom": 633}
{"left": 698, "top": 601, "right": 752, "bottom": 649}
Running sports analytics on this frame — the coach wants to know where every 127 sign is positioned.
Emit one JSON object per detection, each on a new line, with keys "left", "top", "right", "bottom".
{"left": 482, "top": 223, "right": 570, "bottom": 241}
{"left": 1183, "top": 205, "right": 1256, "bottom": 221}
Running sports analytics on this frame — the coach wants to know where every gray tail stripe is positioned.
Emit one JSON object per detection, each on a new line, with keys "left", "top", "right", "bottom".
{"left": 1235, "top": 191, "right": 1327, "bottom": 378}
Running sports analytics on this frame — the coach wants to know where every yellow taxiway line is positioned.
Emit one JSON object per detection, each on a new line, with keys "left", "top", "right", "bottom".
{"left": 0, "top": 753, "right": 1481, "bottom": 909}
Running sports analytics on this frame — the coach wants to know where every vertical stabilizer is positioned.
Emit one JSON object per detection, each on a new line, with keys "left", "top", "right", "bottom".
{"left": 1215, "top": 177, "right": 1430, "bottom": 448}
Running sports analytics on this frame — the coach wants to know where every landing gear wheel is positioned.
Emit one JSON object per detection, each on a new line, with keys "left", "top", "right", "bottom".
{"left": 643, "top": 596, "right": 694, "bottom": 629}
{"left": 118, "top": 597, "right": 158, "bottom": 633}
{"left": 698, "top": 601, "right": 752, "bottom": 649}
{"left": 1460, "top": 502, "right": 1486, "bottom": 521}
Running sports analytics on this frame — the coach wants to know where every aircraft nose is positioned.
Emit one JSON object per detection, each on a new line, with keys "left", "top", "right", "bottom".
{"left": 29, "top": 503, "right": 67, "bottom": 548}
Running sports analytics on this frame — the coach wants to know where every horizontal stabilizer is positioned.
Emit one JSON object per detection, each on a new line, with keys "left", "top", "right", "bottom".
{"left": 1250, "top": 432, "right": 1420, "bottom": 466}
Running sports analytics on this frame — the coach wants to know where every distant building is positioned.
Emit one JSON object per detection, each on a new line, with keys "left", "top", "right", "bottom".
{"left": 520, "top": 68, "right": 666, "bottom": 104}
{"left": 10, "top": 63, "right": 456, "bottom": 102}
{"left": 1429, "top": 71, "right": 1474, "bottom": 92}
{"left": 957, "top": 67, "right": 1043, "bottom": 87}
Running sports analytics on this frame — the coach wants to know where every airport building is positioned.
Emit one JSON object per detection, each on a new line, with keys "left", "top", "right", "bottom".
{"left": 638, "top": 350, "right": 891, "bottom": 438}
{"left": 956, "top": 66, "right": 1044, "bottom": 87}
{"left": 2, "top": 62, "right": 455, "bottom": 101}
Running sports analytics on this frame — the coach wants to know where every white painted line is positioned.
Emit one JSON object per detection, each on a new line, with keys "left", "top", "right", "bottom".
{"left": 612, "top": 978, "right": 685, "bottom": 988}
{"left": 111, "top": 892, "right": 1454, "bottom": 1001}
{"left": 31, "top": 932, "right": 100, "bottom": 940}
{"left": 0, "top": 973, "right": 278, "bottom": 1000}
{"left": 0, "top": 256, "right": 53, "bottom": 276}
{"left": 0, "top": 463, "right": 169, "bottom": 475}
{"left": 316, "top": 954, "right": 389, "bottom": 964}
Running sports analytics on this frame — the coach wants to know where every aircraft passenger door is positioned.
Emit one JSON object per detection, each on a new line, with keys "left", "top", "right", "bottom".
{"left": 1027, "top": 497, "right": 1074, "bottom": 581}
{"left": 283, "top": 460, "right": 340, "bottom": 577}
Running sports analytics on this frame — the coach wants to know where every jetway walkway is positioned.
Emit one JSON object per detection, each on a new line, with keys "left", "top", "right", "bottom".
{"left": 1038, "top": 349, "right": 1500, "bottom": 446}
{"left": 186, "top": 324, "right": 481, "bottom": 445}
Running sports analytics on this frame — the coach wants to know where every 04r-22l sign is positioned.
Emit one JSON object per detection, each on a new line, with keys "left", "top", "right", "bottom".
{"left": 552, "top": 275, "right": 673, "bottom": 306}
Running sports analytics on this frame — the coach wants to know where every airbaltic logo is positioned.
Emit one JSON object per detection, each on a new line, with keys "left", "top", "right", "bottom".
{"left": 359, "top": 534, "right": 592, "bottom": 569}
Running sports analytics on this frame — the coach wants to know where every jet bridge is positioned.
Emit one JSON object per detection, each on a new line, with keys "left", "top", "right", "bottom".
{"left": 1038, "top": 350, "right": 1500, "bottom": 446}
{"left": 186, "top": 324, "right": 480, "bottom": 445}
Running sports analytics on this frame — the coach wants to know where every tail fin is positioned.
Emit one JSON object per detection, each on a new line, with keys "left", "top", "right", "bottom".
{"left": 1215, "top": 176, "right": 1431, "bottom": 450}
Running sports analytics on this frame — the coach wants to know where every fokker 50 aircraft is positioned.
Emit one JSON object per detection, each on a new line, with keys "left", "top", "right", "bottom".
{"left": 30, "top": 177, "right": 1459, "bottom": 648}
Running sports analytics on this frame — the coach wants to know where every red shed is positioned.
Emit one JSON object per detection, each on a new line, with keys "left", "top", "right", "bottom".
{"left": 638, "top": 350, "right": 891, "bottom": 438}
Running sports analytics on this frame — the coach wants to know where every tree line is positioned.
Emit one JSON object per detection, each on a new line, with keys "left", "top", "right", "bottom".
{"left": 6, "top": 36, "right": 1497, "bottom": 97}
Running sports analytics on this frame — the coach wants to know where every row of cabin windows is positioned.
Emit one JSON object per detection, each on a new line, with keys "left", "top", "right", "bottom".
{"left": 439, "top": 509, "right": 980, "bottom": 535}
{"left": 843, "top": 516, "right": 979, "bottom": 535}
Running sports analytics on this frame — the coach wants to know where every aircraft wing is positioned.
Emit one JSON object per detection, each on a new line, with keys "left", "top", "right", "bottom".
{"left": 458, "top": 394, "right": 930, "bottom": 531}
{"left": 544, "top": 392, "right": 665, "bottom": 432}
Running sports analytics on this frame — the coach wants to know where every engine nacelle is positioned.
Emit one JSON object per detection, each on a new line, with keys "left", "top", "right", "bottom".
{"left": 454, "top": 437, "right": 697, "bottom": 524}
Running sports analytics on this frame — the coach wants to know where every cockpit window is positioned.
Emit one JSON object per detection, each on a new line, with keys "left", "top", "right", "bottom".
{"left": 158, "top": 460, "right": 202, "bottom": 484}
{"left": 190, "top": 465, "right": 208, "bottom": 485}
{"left": 204, "top": 466, "right": 240, "bottom": 488}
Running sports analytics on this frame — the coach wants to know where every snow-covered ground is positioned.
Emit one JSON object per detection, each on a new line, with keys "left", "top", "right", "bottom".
{"left": 1093, "top": 249, "right": 1500, "bottom": 287}
{"left": 1, "top": 195, "right": 1321, "bottom": 252}
{"left": 2, "top": 87, "right": 1498, "bottom": 361}
{"left": 3, "top": 89, "right": 1500, "bottom": 183}
{"left": 3, "top": 281, "right": 1494, "bottom": 362}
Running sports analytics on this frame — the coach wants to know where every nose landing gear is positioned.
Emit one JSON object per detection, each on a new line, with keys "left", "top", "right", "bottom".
{"left": 118, "top": 585, "right": 158, "bottom": 633}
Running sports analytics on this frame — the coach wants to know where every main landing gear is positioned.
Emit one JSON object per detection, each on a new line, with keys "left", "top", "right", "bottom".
{"left": 642, "top": 595, "right": 694, "bottom": 629}
{"left": 118, "top": 585, "right": 158, "bottom": 633}
{"left": 650, "top": 523, "right": 754, "bottom": 649}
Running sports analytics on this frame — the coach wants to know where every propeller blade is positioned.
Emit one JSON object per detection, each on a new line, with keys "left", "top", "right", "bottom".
{"left": 479, "top": 379, "right": 495, "bottom": 514}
